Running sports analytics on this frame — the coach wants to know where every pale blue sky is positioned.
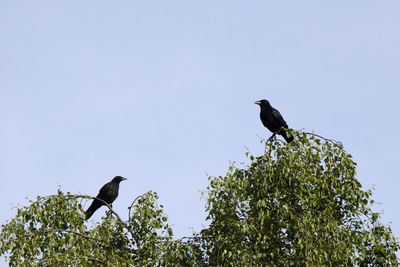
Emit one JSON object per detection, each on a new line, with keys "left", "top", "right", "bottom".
{"left": 1, "top": 1, "right": 400, "bottom": 263}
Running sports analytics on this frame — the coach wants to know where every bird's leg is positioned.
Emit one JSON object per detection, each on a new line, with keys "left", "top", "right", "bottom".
{"left": 105, "top": 204, "right": 113, "bottom": 219}
{"left": 268, "top": 133, "right": 276, "bottom": 142}
{"left": 106, "top": 210, "right": 112, "bottom": 219}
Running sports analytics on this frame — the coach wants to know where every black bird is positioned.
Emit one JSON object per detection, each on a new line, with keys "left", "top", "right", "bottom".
{"left": 85, "top": 176, "right": 127, "bottom": 219}
{"left": 255, "top": 99, "right": 293, "bottom": 143}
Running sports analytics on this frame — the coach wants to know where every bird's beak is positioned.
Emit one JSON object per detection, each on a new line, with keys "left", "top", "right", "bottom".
{"left": 254, "top": 101, "right": 261, "bottom": 105}
{"left": 121, "top": 177, "right": 127, "bottom": 181}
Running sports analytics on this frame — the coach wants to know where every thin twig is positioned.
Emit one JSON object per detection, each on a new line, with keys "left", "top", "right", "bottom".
{"left": 18, "top": 228, "right": 100, "bottom": 242}
{"left": 304, "top": 132, "right": 340, "bottom": 145}
{"left": 41, "top": 194, "right": 140, "bottom": 249}
{"left": 84, "top": 195, "right": 139, "bottom": 249}
{"left": 41, "top": 194, "right": 124, "bottom": 223}
{"left": 128, "top": 194, "right": 142, "bottom": 221}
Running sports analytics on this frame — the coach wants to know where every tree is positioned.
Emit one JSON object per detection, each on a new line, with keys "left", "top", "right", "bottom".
{"left": 0, "top": 131, "right": 398, "bottom": 266}
{"left": 200, "top": 132, "right": 399, "bottom": 265}
{"left": 0, "top": 190, "right": 173, "bottom": 266}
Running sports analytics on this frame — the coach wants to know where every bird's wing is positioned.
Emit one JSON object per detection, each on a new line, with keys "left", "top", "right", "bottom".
{"left": 272, "top": 108, "right": 289, "bottom": 128}
{"left": 98, "top": 182, "right": 112, "bottom": 196}
{"left": 97, "top": 181, "right": 119, "bottom": 204}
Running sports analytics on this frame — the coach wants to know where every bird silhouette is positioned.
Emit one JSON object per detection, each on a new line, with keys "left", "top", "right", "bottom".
{"left": 255, "top": 99, "right": 293, "bottom": 143}
{"left": 85, "top": 176, "right": 127, "bottom": 219}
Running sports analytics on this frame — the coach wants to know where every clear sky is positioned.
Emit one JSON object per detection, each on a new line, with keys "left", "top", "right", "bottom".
{"left": 1, "top": 0, "right": 400, "bottom": 263}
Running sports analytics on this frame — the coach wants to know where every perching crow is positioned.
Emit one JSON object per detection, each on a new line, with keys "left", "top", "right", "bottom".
{"left": 85, "top": 176, "right": 127, "bottom": 219}
{"left": 255, "top": 99, "right": 293, "bottom": 143}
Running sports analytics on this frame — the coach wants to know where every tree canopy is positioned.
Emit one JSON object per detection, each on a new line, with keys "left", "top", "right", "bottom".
{"left": 1, "top": 132, "right": 398, "bottom": 266}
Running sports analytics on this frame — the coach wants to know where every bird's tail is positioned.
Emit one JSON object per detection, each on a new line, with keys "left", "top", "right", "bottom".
{"left": 281, "top": 129, "right": 294, "bottom": 143}
{"left": 85, "top": 208, "right": 95, "bottom": 220}
{"left": 85, "top": 202, "right": 100, "bottom": 220}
